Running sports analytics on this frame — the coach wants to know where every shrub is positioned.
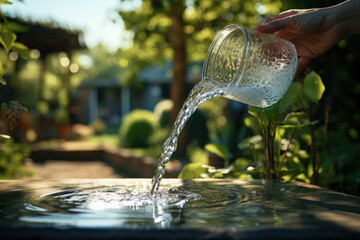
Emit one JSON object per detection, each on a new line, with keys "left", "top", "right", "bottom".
{"left": 119, "top": 109, "right": 159, "bottom": 148}
{"left": 0, "top": 136, "right": 33, "bottom": 179}
{"left": 153, "top": 99, "right": 173, "bottom": 128}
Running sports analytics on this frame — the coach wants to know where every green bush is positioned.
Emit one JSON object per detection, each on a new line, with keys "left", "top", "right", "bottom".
{"left": 119, "top": 109, "right": 159, "bottom": 148}
{"left": 0, "top": 136, "right": 32, "bottom": 179}
{"left": 153, "top": 99, "right": 173, "bottom": 128}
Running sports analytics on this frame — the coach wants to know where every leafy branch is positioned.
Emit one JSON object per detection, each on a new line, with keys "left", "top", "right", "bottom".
{"left": 0, "top": 0, "right": 29, "bottom": 131}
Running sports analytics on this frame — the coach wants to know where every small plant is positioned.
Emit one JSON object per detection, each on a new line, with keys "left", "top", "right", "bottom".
{"left": 0, "top": 100, "right": 26, "bottom": 130}
{"left": 247, "top": 71, "right": 325, "bottom": 181}
{"left": 0, "top": 135, "right": 32, "bottom": 179}
{"left": 180, "top": 71, "right": 329, "bottom": 185}
{"left": 54, "top": 106, "right": 69, "bottom": 125}
{"left": 90, "top": 118, "right": 107, "bottom": 134}
{"left": 153, "top": 99, "right": 173, "bottom": 128}
{"left": 119, "top": 109, "right": 159, "bottom": 148}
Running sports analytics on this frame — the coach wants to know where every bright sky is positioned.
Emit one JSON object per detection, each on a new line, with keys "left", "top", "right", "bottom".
{"left": 2, "top": 0, "right": 140, "bottom": 51}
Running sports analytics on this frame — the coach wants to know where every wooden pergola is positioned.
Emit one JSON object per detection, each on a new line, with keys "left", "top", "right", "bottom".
{"left": 7, "top": 16, "right": 85, "bottom": 55}
{"left": 6, "top": 17, "right": 86, "bottom": 100}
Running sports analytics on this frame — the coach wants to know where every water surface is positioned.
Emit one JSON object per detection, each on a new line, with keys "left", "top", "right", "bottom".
{"left": 1, "top": 179, "right": 359, "bottom": 233}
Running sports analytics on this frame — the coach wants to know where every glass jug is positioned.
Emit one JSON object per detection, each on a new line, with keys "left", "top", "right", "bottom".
{"left": 202, "top": 24, "right": 297, "bottom": 107}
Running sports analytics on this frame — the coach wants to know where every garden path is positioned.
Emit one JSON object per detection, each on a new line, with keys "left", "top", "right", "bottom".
{"left": 28, "top": 140, "right": 122, "bottom": 179}
{"left": 31, "top": 160, "right": 121, "bottom": 179}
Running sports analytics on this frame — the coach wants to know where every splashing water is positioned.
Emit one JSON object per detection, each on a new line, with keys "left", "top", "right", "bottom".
{"left": 150, "top": 79, "right": 225, "bottom": 194}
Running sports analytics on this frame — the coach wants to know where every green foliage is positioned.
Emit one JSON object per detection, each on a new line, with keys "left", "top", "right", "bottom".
{"left": 181, "top": 71, "right": 340, "bottom": 187}
{"left": 10, "top": 42, "right": 30, "bottom": 59}
{"left": 0, "top": 28, "right": 16, "bottom": 53}
{"left": 54, "top": 106, "right": 69, "bottom": 125}
{"left": 116, "top": 0, "right": 359, "bottom": 195}
{"left": 0, "top": 100, "right": 26, "bottom": 130}
{"left": 0, "top": 1, "right": 12, "bottom": 5}
{"left": 0, "top": 2, "right": 30, "bottom": 79}
{"left": 0, "top": 0, "right": 29, "bottom": 131}
{"left": 0, "top": 60, "right": 4, "bottom": 78}
{"left": 204, "top": 143, "right": 229, "bottom": 165}
{"left": 90, "top": 118, "right": 107, "bottom": 134}
{"left": 118, "top": 109, "right": 159, "bottom": 148}
{"left": 187, "top": 145, "right": 208, "bottom": 164}
{"left": 117, "top": 0, "right": 283, "bottom": 85}
{"left": 238, "top": 135, "right": 262, "bottom": 150}
{"left": 36, "top": 101, "right": 49, "bottom": 115}
{"left": 178, "top": 163, "right": 208, "bottom": 179}
{"left": 153, "top": 99, "right": 173, "bottom": 128}
{"left": 57, "top": 88, "right": 69, "bottom": 106}
{"left": 0, "top": 136, "right": 33, "bottom": 179}
{"left": 80, "top": 45, "right": 124, "bottom": 83}
{"left": 246, "top": 72, "right": 325, "bottom": 179}
{"left": 303, "top": 71, "right": 325, "bottom": 103}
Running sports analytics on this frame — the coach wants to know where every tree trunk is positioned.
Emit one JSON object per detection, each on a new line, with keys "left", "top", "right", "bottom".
{"left": 169, "top": 0, "right": 187, "bottom": 155}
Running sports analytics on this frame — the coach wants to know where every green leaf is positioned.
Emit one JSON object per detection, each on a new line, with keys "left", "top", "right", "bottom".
{"left": 279, "top": 112, "right": 318, "bottom": 128}
{"left": 277, "top": 120, "right": 318, "bottom": 129}
{"left": 238, "top": 135, "right": 262, "bottom": 150}
{"left": 248, "top": 105, "right": 277, "bottom": 128}
{"left": 284, "top": 111, "right": 307, "bottom": 122}
{"left": 178, "top": 163, "right": 208, "bottom": 179}
{"left": 0, "top": 61, "right": 4, "bottom": 78}
{"left": 0, "top": 30, "right": 16, "bottom": 52}
{"left": 233, "top": 158, "right": 251, "bottom": 172}
{"left": 279, "top": 168, "right": 303, "bottom": 180}
{"left": 188, "top": 147, "right": 208, "bottom": 164}
{"left": 277, "top": 82, "right": 302, "bottom": 114}
{"left": 11, "top": 42, "right": 30, "bottom": 59}
{"left": 238, "top": 173, "right": 254, "bottom": 180}
{"left": 5, "top": 21, "right": 30, "bottom": 33}
{"left": 204, "top": 143, "right": 228, "bottom": 162}
{"left": 212, "top": 172, "right": 224, "bottom": 179}
{"left": 0, "top": 0, "right": 12, "bottom": 4}
{"left": 303, "top": 71, "right": 325, "bottom": 102}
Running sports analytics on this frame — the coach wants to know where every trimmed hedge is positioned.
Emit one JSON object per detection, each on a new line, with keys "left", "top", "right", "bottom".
{"left": 119, "top": 109, "right": 159, "bottom": 148}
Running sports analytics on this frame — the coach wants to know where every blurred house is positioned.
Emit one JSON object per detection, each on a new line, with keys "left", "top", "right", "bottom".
{"left": 77, "top": 61, "right": 202, "bottom": 125}
{"left": 77, "top": 78, "right": 123, "bottom": 125}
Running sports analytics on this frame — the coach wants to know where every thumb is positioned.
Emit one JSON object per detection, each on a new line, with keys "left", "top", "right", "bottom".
{"left": 257, "top": 10, "right": 299, "bottom": 34}
{"left": 256, "top": 18, "right": 290, "bottom": 34}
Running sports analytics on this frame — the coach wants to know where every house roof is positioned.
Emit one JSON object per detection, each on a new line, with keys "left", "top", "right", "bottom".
{"left": 6, "top": 16, "right": 85, "bottom": 55}
{"left": 139, "top": 61, "right": 203, "bottom": 84}
{"left": 78, "top": 61, "right": 203, "bottom": 88}
{"left": 79, "top": 78, "right": 121, "bottom": 88}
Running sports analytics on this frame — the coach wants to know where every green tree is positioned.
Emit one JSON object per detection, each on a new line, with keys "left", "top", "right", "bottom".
{"left": 1, "top": 0, "right": 28, "bottom": 130}
{"left": 0, "top": 0, "right": 30, "bottom": 82}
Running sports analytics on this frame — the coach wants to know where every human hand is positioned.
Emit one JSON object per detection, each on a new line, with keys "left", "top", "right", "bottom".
{"left": 256, "top": 0, "right": 360, "bottom": 73}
